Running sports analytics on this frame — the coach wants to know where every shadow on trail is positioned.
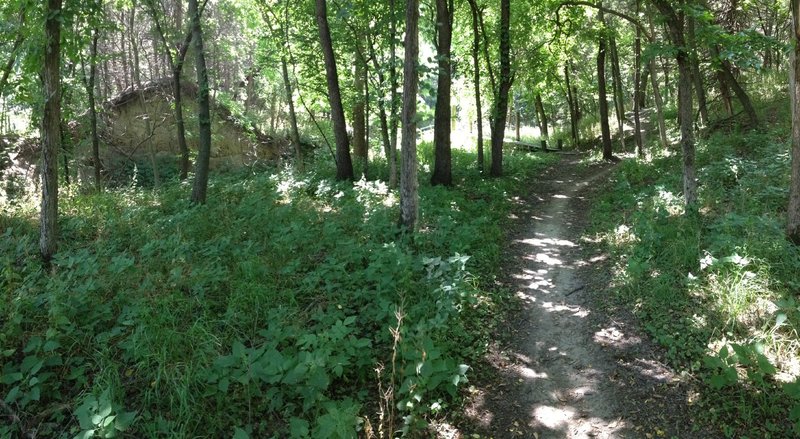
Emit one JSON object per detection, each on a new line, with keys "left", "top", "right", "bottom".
{"left": 461, "top": 156, "right": 716, "bottom": 438}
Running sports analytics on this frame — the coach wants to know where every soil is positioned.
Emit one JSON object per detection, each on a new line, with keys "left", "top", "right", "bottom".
{"left": 449, "top": 154, "right": 720, "bottom": 439}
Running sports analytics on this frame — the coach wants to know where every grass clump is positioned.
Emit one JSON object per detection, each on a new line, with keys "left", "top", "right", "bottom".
{"left": 589, "top": 98, "right": 800, "bottom": 437}
{"left": 0, "top": 144, "right": 556, "bottom": 438}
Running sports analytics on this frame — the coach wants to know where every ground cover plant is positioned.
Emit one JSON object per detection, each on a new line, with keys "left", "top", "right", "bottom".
{"left": 0, "top": 145, "right": 556, "bottom": 438}
{"left": 589, "top": 97, "right": 800, "bottom": 437}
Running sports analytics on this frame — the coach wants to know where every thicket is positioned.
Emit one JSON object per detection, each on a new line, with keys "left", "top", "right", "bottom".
{"left": 590, "top": 92, "right": 800, "bottom": 437}
{"left": 0, "top": 145, "right": 556, "bottom": 438}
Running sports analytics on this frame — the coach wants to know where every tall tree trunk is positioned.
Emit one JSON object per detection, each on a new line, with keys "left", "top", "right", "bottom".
{"left": 128, "top": 4, "right": 142, "bottom": 88}
{"left": 652, "top": 0, "right": 697, "bottom": 207}
{"left": 718, "top": 70, "right": 734, "bottom": 116}
{"left": 712, "top": 47, "right": 759, "bottom": 127}
{"left": 634, "top": 0, "right": 644, "bottom": 157}
{"left": 282, "top": 57, "right": 303, "bottom": 170}
{"left": 788, "top": 0, "right": 800, "bottom": 243}
{"left": 598, "top": 9, "right": 613, "bottom": 160}
{"left": 565, "top": 63, "right": 579, "bottom": 147}
{"left": 609, "top": 34, "right": 626, "bottom": 151}
{"left": 648, "top": 9, "right": 669, "bottom": 149}
{"left": 189, "top": 0, "right": 212, "bottom": 204}
{"left": 399, "top": 0, "right": 419, "bottom": 230}
{"left": 173, "top": 68, "right": 190, "bottom": 179}
{"left": 687, "top": 16, "right": 709, "bottom": 126}
{"left": 468, "top": 0, "right": 484, "bottom": 171}
{"left": 388, "top": 0, "right": 399, "bottom": 188}
{"left": 638, "top": 63, "right": 649, "bottom": 108}
{"left": 146, "top": 0, "right": 193, "bottom": 181}
{"left": 431, "top": 0, "right": 453, "bottom": 186}
{"left": 489, "top": 0, "right": 511, "bottom": 177}
{"left": 41, "top": 0, "right": 62, "bottom": 263}
{"left": 365, "top": 32, "right": 392, "bottom": 175}
{"left": 316, "top": 0, "right": 354, "bottom": 181}
{"left": 88, "top": 28, "right": 102, "bottom": 190}
{"left": 534, "top": 93, "right": 548, "bottom": 147}
{"left": 515, "top": 109, "right": 521, "bottom": 141}
{"left": 352, "top": 53, "right": 367, "bottom": 164}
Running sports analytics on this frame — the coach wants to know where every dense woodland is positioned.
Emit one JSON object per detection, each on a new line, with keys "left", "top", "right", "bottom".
{"left": 1, "top": 0, "right": 800, "bottom": 437}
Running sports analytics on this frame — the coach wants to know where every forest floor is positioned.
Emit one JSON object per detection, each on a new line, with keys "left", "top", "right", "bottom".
{"left": 452, "top": 153, "right": 719, "bottom": 439}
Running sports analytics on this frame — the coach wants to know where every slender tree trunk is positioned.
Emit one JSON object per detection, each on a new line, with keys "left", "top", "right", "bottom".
{"left": 788, "top": 0, "right": 800, "bottom": 243}
{"left": 712, "top": 46, "right": 759, "bottom": 127}
{"left": 598, "top": 9, "right": 613, "bottom": 160}
{"left": 399, "top": 0, "right": 419, "bottom": 230}
{"left": 388, "top": 0, "right": 399, "bottom": 188}
{"left": 639, "top": 64, "right": 649, "bottom": 108}
{"left": 515, "top": 109, "right": 521, "bottom": 141}
{"left": 282, "top": 57, "right": 303, "bottom": 170}
{"left": 120, "top": 19, "right": 130, "bottom": 88}
{"left": 173, "top": 68, "right": 190, "bottom": 179}
{"left": 648, "top": 9, "right": 669, "bottom": 149}
{"left": 431, "top": 0, "right": 453, "bottom": 186}
{"left": 687, "top": 16, "right": 709, "bottom": 126}
{"left": 128, "top": 5, "right": 141, "bottom": 88}
{"left": 468, "top": 0, "right": 484, "bottom": 171}
{"left": 634, "top": 0, "right": 644, "bottom": 157}
{"left": 652, "top": 0, "right": 697, "bottom": 207}
{"left": 189, "top": 0, "right": 212, "bottom": 204}
{"left": 352, "top": 53, "right": 367, "bottom": 164}
{"left": 534, "top": 93, "right": 548, "bottom": 147}
{"left": 718, "top": 70, "right": 734, "bottom": 116}
{"left": 565, "top": 63, "right": 579, "bottom": 146}
{"left": 365, "top": 33, "right": 392, "bottom": 173}
{"left": 489, "top": 0, "right": 511, "bottom": 177}
{"left": 316, "top": 0, "right": 354, "bottom": 181}
{"left": 609, "top": 34, "right": 627, "bottom": 151}
{"left": 88, "top": 28, "right": 102, "bottom": 190}
{"left": 41, "top": 0, "right": 62, "bottom": 263}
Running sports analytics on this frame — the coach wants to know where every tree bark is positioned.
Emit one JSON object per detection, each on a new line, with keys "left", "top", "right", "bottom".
{"left": 633, "top": 0, "right": 644, "bottom": 157}
{"left": 399, "top": 0, "right": 419, "bottom": 231}
{"left": 609, "top": 34, "right": 626, "bottom": 151}
{"left": 565, "top": 63, "right": 579, "bottom": 147}
{"left": 467, "top": 0, "right": 484, "bottom": 171}
{"left": 648, "top": 9, "right": 669, "bottom": 149}
{"left": 88, "top": 28, "right": 102, "bottom": 190}
{"left": 41, "top": 0, "right": 62, "bottom": 264}
{"left": 146, "top": 0, "right": 194, "bottom": 180}
{"left": 788, "top": 0, "right": 800, "bottom": 243}
{"left": 598, "top": 9, "right": 613, "bottom": 160}
{"left": 489, "top": 0, "right": 511, "bottom": 177}
{"left": 282, "top": 57, "right": 303, "bottom": 170}
{"left": 388, "top": 0, "right": 399, "bottom": 188}
{"left": 534, "top": 93, "right": 549, "bottom": 147}
{"left": 189, "top": 0, "right": 212, "bottom": 204}
{"left": 711, "top": 45, "right": 759, "bottom": 127}
{"left": 431, "top": 0, "right": 453, "bottom": 186}
{"left": 352, "top": 53, "right": 367, "bottom": 162}
{"left": 687, "top": 16, "right": 709, "bottom": 126}
{"left": 652, "top": 0, "right": 697, "bottom": 207}
{"left": 316, "top": 0, "right": 354, "bottom": 181}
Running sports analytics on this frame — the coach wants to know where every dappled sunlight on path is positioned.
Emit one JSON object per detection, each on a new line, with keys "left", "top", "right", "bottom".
{"left": 461, "top": 156, "right": 710, "bottom": 439}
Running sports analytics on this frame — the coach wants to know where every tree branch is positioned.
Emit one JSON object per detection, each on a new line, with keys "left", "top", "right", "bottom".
{"left": 558, "top": 0, "right": 653, "bottom": 41}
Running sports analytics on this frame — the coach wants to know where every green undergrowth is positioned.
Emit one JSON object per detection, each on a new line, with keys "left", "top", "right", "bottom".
{"left": 589, "top": 100, "right": 800, "bottom": 437}
{"left": 0, "top": 144, "right": 557, "bottom": 438}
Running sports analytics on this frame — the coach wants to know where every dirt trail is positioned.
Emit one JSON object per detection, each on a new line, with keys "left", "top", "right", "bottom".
{"left": 458, "top": 155, "right": 716, "bottom": 438}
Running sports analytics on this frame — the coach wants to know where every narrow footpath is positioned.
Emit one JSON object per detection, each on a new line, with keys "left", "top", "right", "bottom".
{"left": 458, "top": 154, "right": 718, "bottom": 438}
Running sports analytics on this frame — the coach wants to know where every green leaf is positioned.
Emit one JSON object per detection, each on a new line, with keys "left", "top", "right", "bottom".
{"left": 74, "top": 429, "right": 96, "bottom": 439}
{"left": 289, "top": 417, "right": 310, "bottom": 438}
{"left": 232, "top": 427, "right": 250, "bottom": 439}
